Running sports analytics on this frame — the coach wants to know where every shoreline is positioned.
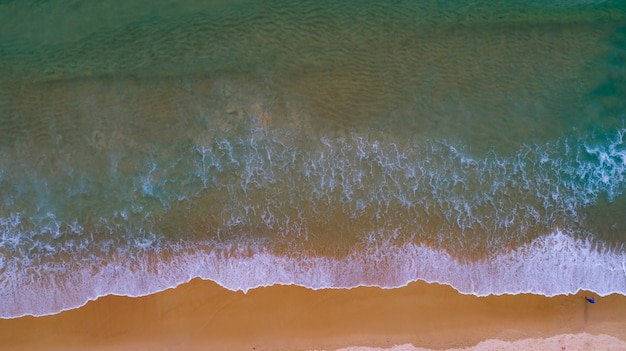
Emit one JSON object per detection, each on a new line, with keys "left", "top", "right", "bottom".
{"left": 1, "top": 279, "right": 625, "bottom": 351}
{"left": 337, "top": 333, "right": 626, "bottom": 351}
{"left": 4, "top": 230, "right": 626, "bottom": 319}
{"left": 0, "top": 232, "right": 626, "bottom": 319}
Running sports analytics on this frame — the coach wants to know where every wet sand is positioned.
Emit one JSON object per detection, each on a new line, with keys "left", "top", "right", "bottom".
{"left": 0, "top": 279, "right": 625, "bottom": 351}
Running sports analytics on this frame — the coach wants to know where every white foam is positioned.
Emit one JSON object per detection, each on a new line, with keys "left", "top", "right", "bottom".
{"left": 193, "top": 129, "right": 604, "bottom": 248}
{"left": 5, "top": 128, "right": 626, "bottom": 247}
{"left": 2, "top": 129, "right": 626, "bottom": 318}
{"left": 1, "top": 229, "right": 624, "bottom": 318}
{"left": 333, "top": 333, "right": 626, "bottom": 351}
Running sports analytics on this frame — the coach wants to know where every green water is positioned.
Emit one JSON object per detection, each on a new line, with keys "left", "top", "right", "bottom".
{"left": 0, "top": 0, "right": 625, "bottom": 317}
{"left": 1, "top": 0, "right": 625, "bottom": 247}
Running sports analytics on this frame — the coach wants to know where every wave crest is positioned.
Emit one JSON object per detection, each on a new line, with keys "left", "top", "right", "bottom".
{"left": 1, "top": 229, "right": 624, "bottom": 318}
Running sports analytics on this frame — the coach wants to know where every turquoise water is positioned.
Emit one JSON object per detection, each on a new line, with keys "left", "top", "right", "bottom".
{"left": 0, "top": 0, "right": 625, "bottom": 317}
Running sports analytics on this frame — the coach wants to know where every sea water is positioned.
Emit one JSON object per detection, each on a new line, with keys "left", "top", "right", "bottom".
{"left": 0, "top": 0, "right": 625, "bottom": 318}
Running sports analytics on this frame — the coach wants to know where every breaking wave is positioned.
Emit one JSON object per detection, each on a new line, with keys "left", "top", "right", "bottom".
{"left": 1, "top": 127, "right": 626, "bottom": 318}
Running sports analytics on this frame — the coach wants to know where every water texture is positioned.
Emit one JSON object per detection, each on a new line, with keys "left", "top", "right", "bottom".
{"left": 0, "top": 0, "right": 625, "bottom": 317}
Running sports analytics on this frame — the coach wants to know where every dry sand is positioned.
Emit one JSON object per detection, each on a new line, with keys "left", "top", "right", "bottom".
{"left": 0, "top": 279, "right": 625, "bottom": 351}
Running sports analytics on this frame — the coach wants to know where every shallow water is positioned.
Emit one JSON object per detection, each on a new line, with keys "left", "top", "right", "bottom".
{"left": 0, "top": 0, "right": 625, "bottom": 317}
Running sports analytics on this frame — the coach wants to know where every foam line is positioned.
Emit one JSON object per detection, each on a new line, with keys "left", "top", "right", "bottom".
{"left": 1, "top": 229, "right": 624, "bottom": 318}
{"left": 2, "top": 129, "right": 626, "bottom": 317}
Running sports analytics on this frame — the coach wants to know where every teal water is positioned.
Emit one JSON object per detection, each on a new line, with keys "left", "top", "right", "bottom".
{"left": 0, "top": 0, "right": 625, "bottom": 317}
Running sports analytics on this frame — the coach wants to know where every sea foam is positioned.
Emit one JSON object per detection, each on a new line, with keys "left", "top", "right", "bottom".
{"left": 0, "top": 229, "right": 625, "bottom": 318}
{"left": 1, "top": 129, "right": 626, "bottom": 318}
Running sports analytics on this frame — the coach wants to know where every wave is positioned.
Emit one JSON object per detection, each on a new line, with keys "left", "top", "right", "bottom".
{"left": 336, "top": 333, "right": 626, "bottom": 351}
{"left": 1, "top": 128, "right": 626, "bottom": 318}
{"left": 3, "top": 127, "right": 626, "bottom": 252}
{"left": 0, "top": 228, "right": 625, "bottom": 319}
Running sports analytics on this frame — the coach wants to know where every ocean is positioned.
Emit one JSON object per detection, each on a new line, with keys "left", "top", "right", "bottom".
{"left": 0, "top": 0, "right": 625, "bottom": 318}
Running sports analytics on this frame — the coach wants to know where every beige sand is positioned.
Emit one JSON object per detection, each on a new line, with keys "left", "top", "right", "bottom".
{"left": 339, "top": 333, "right": 626, "bottom": 351}
{"left": 0, "top": 279, "right": 625, "bottom": 351}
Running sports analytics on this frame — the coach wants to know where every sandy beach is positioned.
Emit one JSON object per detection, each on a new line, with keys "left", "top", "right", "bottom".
{"left": 1, "top": 279, "right": 625, "bottom": 351}
{"left": 1, "top": 1, "right": 626, "bottom": 351}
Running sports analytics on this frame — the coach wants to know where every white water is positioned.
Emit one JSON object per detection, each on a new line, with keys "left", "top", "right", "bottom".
{"left": 1, "top": 229, "right": 625, "bottom": 318}
{"left": 2, "top": 129, "right": 626, "bottom": 318}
